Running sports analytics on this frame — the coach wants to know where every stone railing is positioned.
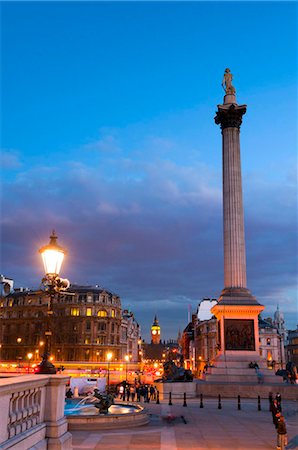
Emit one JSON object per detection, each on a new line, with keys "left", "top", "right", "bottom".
{"left": 0, "top": 374, "right": 72, "bottom": 450}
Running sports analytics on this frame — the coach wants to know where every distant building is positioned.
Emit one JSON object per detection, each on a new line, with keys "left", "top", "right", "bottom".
{"left": 142, "top": 316, "right": 180, "bottom": 364}
{"left": 151, "top": 315, "right": 161, "bottom": 344}
{"left": 0, "top": 282, "right": 140, "bottom": 364}
{"left": 259, "top": 317, "right": 285, "bottom": 369}
{"left": 286, "top": 327, "right": 298, "bottom": 367}
{"left": 142, "top": 315, "right": 165, "bottom": 361}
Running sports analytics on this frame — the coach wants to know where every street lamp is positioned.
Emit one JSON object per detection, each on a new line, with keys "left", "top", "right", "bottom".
{"left": 106, "top": 352, "right": 113, "bottom": 393}
{"left": 27, "top": 352, "right": 33, "bottom": 373}
{"left": 125, "top": 354, "right": 129, "bottom": 384}
{"left": 36, "top": 231, "right": 69, "bottom": 375}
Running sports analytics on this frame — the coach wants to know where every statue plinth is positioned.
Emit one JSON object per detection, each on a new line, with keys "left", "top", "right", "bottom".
{"left": 224, "top": 93, "right": 236, "bottom": 105}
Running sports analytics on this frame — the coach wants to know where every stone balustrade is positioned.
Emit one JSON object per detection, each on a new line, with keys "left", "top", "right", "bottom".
{"left": 0, "top": 375, "right": 72, "bottom": 450}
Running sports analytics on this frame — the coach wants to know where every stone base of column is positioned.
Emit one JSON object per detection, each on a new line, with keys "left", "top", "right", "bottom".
{"left": 219, "top": 287, "right": 261, "bottom": 306}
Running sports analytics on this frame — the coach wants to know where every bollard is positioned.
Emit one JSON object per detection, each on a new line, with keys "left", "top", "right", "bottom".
{"left": 268, "top": 392, "right": 273, "bottom": 412}
{"left": 258, "top": 395, "right": 261, "bottom": 411}
{"left": 238, "top": 395, "right": 241, "bottom": 410}
{"left": 183, "top": 392, "right": 187, "bottom": 407}
{"left": 156, "top": 390, "right": 160, "bottom": 404}
{"left": 169, "top": 392, "right": 173, "bottom": 406}
{"left": 218, "top": 394, "right": 222, "bottom": 409}
{"left": 200, "top": 393, "right": 204, "bottom": 408}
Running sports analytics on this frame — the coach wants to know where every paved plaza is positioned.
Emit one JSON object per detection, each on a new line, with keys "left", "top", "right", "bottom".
{"left": 71, "top": 397, "right": 298, "bottom": 450}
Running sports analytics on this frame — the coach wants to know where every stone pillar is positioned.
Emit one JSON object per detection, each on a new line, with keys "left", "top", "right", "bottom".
{"left": 211, "top": 85, "right": 264, "bottom": 360}
{"left": 215, "top": 96, "right": 247, "bottom": 291}
{"left": 44, "top": 375, "right": 72, "bottom": 450}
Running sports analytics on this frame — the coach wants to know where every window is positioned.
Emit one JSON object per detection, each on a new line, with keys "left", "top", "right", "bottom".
{"left": 98, "top": 322, "right": 106, "bottom": 331}
{"left": 86, "top": 321, "right": 91, "bottom": 331}
{"left": 266, "top": 338, "right": 271, "bottom": 346}
{"left": 84, "top": 338, "right": 90, "bottom": 344}
{"left": 71, "top": 308, "right": 80, "bottom": 316}
{"left": 97, "top": 310, "right": 107, "bottom": 317}
{"left": 87, "top": 295, "right": 92, "bottom": 303}
{"left": 86, "top": 308, "right": 92, "bottom": 316}
{"left": 111, "top": 309, "right": 115, "bottom": 318}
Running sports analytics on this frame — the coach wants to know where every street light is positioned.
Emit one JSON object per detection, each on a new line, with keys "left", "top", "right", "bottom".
{"left": 36, "top": 231, "right": 69, "bottom": 375}
{"left": 125, "top": 354, "right": 129, "bottom": 384}
{"left": 106, "top": 352, "right": 113, "bottom": 393}
{"left": 27, "top": 352, "right": 33, "bottom": 373}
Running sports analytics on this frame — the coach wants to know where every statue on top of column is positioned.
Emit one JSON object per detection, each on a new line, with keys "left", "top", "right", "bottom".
{"left": 222, "top": 68, "right": 236, "bottom": 95}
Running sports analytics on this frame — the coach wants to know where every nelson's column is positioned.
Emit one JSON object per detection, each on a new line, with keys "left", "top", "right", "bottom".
{"left": 211, "top": 69, "right": 264, "bottom": 364}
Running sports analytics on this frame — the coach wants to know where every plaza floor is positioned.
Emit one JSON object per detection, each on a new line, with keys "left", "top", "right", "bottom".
{"left": 71, "top": 397, "right": 298, "bottom": 450}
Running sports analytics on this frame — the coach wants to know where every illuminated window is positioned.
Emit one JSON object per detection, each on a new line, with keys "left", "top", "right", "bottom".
{"left": 71, "top": 308, "right": 80, "bottom": 316}
{"left": 111, "top": 309, "right": 115, "bottom": 318}
{"left": 266, "top": 338, "right": 271, "bottom": 346}
{"left": 86, "top": 308, "right": 92, "bottom": 316}
{"left": 97, "top": 310, "right": 107, "bottom": 317}
{"left": 84, "top": 338, "right": 90, "bottom": 344}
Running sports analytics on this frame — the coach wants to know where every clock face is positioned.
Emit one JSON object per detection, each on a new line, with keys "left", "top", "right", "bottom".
{"left": 152, "top": 330, "right": 157, "bottom": 335}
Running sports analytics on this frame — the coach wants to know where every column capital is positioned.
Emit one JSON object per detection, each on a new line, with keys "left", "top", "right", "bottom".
{"left": 215, "top": 103, "right": 247, "bottom": 130}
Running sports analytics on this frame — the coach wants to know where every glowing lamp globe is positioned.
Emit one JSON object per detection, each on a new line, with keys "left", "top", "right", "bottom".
{"left": 39, "top": 231, "right": 67, "bottom": 276}
{"left": 106, "top": 352, "right": 113, "bottom": 361}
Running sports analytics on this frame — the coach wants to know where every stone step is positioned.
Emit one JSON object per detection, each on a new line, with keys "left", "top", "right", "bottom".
{"left": 205, "top": 374, "right": 259, "bottom": 383}
{"left": 207, "top": 367, "right": 261, "bottom": 375}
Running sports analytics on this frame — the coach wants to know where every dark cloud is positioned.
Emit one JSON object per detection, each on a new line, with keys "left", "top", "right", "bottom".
{"left": 1, "top": 134, "right": 297, "bottom": 340}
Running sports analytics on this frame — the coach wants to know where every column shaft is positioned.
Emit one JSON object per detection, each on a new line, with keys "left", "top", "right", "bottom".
{"left": 222, "top": 127, "right": 247, "bottom": 288}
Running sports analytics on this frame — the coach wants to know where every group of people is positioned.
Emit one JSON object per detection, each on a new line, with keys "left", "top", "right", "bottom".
{"left": 270, "top": 392, "right": 288, "bottom": 450}
{"left": 117, "top": 383, "right": 157, "bottom": 403}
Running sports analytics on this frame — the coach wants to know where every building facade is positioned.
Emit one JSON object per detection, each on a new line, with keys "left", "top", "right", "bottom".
{"left": 286, "top": 328, "right": 298, "bottom": 367}
{"left": 0, "top": 283, "right": 140, "bottom": 364}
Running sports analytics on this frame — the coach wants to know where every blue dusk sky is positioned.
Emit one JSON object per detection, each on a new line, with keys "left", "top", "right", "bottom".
{"left": 1, "top": 1, "right": 297, "bottom": 341}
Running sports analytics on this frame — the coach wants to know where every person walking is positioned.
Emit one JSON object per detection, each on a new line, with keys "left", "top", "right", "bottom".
{"left": 276, "top": 413, "right": 287, "bottom": 450}
{"left": 149, "top": 385, "right": 155, "bottom": 401}
{"left": 271, "top": 399, "right": 280, "bottom": 429}
{"left": 130, "top": 385, "right": 136, "bottom": 402}
{"left": 276, "top": 392, "right": 282, "bottom": 412}
{"left": 119, "top": 384, "right": 124, "bottom": 400}
{"left": 126, "top": 385, "right": 130, "bottom": 402}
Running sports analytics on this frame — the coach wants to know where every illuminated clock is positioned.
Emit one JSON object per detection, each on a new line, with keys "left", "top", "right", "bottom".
{"left": 152, "top": 330, "right": 157, "bottom": 335}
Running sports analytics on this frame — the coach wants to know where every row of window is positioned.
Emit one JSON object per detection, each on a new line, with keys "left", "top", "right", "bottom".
{"left": 70, "top": 308, "right": 117, "bottom": 318}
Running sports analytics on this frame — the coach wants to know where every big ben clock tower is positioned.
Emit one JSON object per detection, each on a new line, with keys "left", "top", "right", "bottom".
{"left": 151, "top": 315, "right": 161, "bottom": 344}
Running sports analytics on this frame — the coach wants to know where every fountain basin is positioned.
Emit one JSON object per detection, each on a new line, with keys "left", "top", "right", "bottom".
{"left": 65, "top": 399, "right": 150, "bottom": 430}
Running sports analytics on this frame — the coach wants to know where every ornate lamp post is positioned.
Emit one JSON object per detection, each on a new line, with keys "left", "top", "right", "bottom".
{"left": 106, "top": 352, "right": 113, "bottom": 393}
{"left": 125, "top": 354, "right": 129, "bottom": 384}
{"left": 36, "top": 231, "right": 69, "bottom": 374}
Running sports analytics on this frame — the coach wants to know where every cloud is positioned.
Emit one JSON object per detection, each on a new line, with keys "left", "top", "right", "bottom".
{"left": 1, "top": 124, "right": 297, "bottom": 339}
{"left": 0, "top": 149, "right": 22, "bottom": 169}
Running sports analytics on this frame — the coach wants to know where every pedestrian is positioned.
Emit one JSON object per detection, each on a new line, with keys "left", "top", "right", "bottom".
{"left": 130, "top": 385, "right": 136, "bottom": 402}
{"left": 276, "top": 413, "right": 287, "bottom": 450}
{"left": 149, "top": 385, "right": 155, "bottom": 401}
{"left": 271, "top": 399, "right": 280, "bottom": 429}
{"left": 276, "top": 393, "right": 282, "bottom": 412}
{"left": 66, "top": 388, "right": 73, "bottom": 399}
{"left": 119, "top": 384, "right": 124, "bottom": 400}
{"left": 144, "top": 385, "right": 149, "bottom": 402}
{"left": 136, "top": 385, "right": 140, "bottom": 402}
{"left": 126, "top": 386, "right": 130, "bottom": 402}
